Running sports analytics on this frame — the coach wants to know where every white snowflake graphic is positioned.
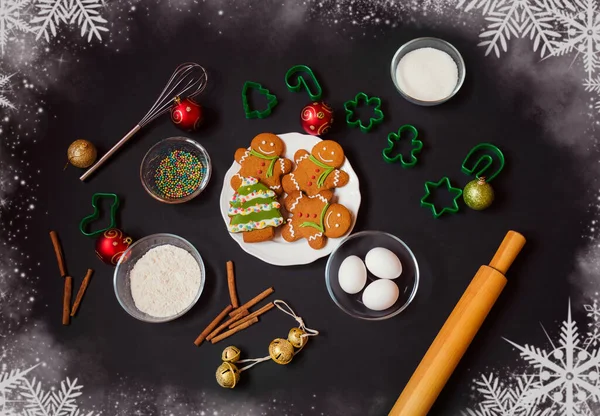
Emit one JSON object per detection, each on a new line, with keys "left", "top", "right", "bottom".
{"left": 0, "top": 0, "right": 32, "bottom": 55}
{"left": 0, "top": 72, "right": 15, "bottom": 109}
{"left": 0, "top": 361, "right": 96, "bottom": 416}
{"left": 466, "top": 301, "right": 600, "bottom": 416}
{"left": 457, "top": 0, "right": 563, "bottom": 58}
{"left": 31, "top": 0, "right": 108, "bottom": 42}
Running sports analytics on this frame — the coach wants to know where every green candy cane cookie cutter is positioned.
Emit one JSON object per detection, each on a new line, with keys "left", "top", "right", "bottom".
{"left": 461, "top": 143, "right": 505, "bottom": 183}
{"left": 242, "top": 81, "right": 278, "bottom": 119}
{"left": 79, "top": 193, "right": 120, "bottom": 237}
{"left": 344, "top": 92, "right": 384, "bottom": 133}
{"left": 382, "top": 124, "right": 423, "bottom": 167}
{"left": 284, "top": 65, "right": 323, "bottom": 101}
{"left": 420, "top": 177, "right": 463, "bottom": 218}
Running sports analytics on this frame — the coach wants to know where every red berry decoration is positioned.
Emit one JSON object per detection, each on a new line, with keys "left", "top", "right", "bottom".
{"left": 300, "top": 101, "right": 333, "bottom": 136}
{"left": 171, "top": 97, "right": 203, "bottom": 131}
{"left": 95, "top": 229, "right": 133, "bottom": 266}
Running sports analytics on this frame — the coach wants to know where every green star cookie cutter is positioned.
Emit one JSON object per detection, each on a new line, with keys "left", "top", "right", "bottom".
{"left": 242, "top": 81, "right": 278, "bottom": 119}
{"left": 344, "top": 92, "right": 384, "bottom": 133}
{"left": 420, "top": 177, "right": 463, "bottom": 218}
{"left": 284, "top": 65, "right": 323, "bottom": 101}
{"left": 79, "top": 193, "right": 120, "bottom": 237}
{"left": 461, "top": 143, "right": 505, "bottom": 183}
{"left": 382, "top": 124, "right": 423, "bottom": 167}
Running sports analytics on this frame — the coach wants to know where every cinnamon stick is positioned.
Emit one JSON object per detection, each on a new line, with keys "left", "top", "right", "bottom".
{"left": 49, "top": 231, "right": 67, "bottom": 277}
{"left": 194, "top": 304, "right": 233, "bottom": 346}
{"left": 70, "top": 269, "right": 93, "bottom": 316}
{"left": 228, "top": 287, "right": 274, "bottom": 317}
{"left": 62, "top": 276, "right": 72, "bottom": 325}
{"left": 229, "top": 302, "right": 275, "bottom": 329}
{"left": 226, "top": 261, "right": 239, "bottom": 308}
{"left": 206, "top": 309, "right": 249, "bottom": 341}
{"left": 210, "top": 317, "right": 259, "bottom": 344}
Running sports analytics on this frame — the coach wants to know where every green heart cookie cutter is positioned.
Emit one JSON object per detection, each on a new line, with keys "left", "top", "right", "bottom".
{"left": 242, "top": 81, "right": 278, "bottom": 119}
{"left": 382, "top": 125, "right": 423, "bottom": 168}
{"left": 420, "top": 177, "right": 463, "bottom": 218}
{"left": 284, "top": 65, "right": 323, "bottom": 101}
{"left": 79, "top": 193, "right": 120, "bottom": 237}
{"left": 344, "top": 92, "right": 384, "bottom": 133}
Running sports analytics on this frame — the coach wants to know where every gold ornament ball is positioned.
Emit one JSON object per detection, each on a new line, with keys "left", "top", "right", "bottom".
{"left": 222, "top": 346, "right": 241, "bottom": 363}
{"left": 67, "top": 139, "right": 97, "bottom": 168}
{"left": 268, "top": 338, "right": 295, "bottom": 365}
{"left": 215, "top": 362, "right": 240, "bottom": 388}
{"left": 288, "top": 327, "right": 308, "bottom": 349}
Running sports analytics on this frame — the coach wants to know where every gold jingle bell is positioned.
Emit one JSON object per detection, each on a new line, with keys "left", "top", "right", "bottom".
{"left": 222, "top": 346, "right": 241, "bottom": 363}
{"left": 215, "top": 362, "right": 240, "bottom": 389}
{"left": 268, "top": 338, "right": 295, "bottom": 365}
{"left": 288, "top": 327, "right": 308, "bottom": 349}
{"left": 67, "top": 139, "right": 97, "bottom": 168}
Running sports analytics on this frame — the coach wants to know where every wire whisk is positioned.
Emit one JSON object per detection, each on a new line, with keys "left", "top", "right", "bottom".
{"left": 80, "top": 63, "right": 208, "bottom": 181}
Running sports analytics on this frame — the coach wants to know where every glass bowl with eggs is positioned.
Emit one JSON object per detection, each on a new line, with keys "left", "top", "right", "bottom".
{"left": 325, "top": 230, "right": 419, "bottom": 320}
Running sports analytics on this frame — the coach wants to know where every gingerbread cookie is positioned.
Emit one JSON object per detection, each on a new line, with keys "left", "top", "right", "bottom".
{"left": 282, "top": 140, "right": 350, "bottom": 196}
{"left": 281, "top": 190, "right": 352, "bottom": 249}
{"left": 228, "top": 177, "right": 284, "bottom": 243}
{"left": 231, "top": 133, "right": 293, "bottom": 195}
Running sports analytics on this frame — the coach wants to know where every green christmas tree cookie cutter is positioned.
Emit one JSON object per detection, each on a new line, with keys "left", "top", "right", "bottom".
{"left": 284, "top": 65, "right": 323, "bottom": 101}
{"left": 344, "top": 92, "right": 384, "bottom": 133}
{"left": 242, "top": 81, "right": 278, "bottom": 119}
{"left": 79, "top": 193, "right": 120, "bottom": 237}
{"left": 420, "top": 177, "right": 463, "bottom": 218}
{"left": 382, "top": 124, "right": 423, "bottom": 167}
{"left": 461, "top": 143, "right": 505, "bottom": 183}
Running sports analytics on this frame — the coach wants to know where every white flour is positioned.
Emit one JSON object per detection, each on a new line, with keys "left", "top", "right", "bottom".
{"left": 130, "top": 244, "right": 201, "bottom": 318}
{"left": 395, "top": 47, "right": 458, "bottom": 102}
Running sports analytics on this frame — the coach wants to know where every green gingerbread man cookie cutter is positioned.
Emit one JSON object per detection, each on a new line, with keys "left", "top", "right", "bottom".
{"left": 242, "top": 81, "right": 278, "bottom": 119}
{"left": 79, "top": 193, "right": 120, "bottom": 237}
{"left": 284, "top": 65, "right": 323, "bottom": 101}
{"left": 420, "top": 177, "right": 463, "bottom": 218}
{"left": 344, "top": 92, "right": 384, "bottom": 133}
{"left": 382, "top": 124, "right": 423, "bottom": 168}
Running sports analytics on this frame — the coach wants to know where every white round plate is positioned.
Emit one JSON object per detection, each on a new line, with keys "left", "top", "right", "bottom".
{"left": 220, "top": 132, "right": 361, "bottom": 266}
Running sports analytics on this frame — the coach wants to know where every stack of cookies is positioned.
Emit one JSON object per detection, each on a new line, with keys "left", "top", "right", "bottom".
{"left": 227, "top": 133, "right": 353, "bottom": 250}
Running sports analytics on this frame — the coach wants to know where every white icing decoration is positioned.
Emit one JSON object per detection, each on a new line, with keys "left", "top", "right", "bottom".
{"left": 296, "top": 153, "right": 310, "bottom": 164}
{"left": 289, "top": 192, "right": 303, "bottom": 212}
{"left": 325, "top": 210, "right": 333, "bottom": 229}
{"left": 310, "top": 193, "right": 328, "bottom": 204}
{"left": 308, "top": 232, "right": 323, "bottom": 241}
{"left": 289, "top": 173, "right": 300, "bottom": 191}
{"left": 239, "top": 148, "right": 251, "bottom": 164}
{"left": 287, "top": 218, "right": 295, "bottom": 238}
{"left": 279, "top": 158, "right": 285, "bottom": 173}
{"left": 333, "top": 170, "right": 340, "bottom": 186}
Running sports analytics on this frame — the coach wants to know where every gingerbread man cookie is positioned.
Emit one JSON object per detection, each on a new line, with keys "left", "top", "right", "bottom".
{"left": 231, "top": 133, "right": 293, "bottom": 195}
{"left": 281, "top": 190, "right": 352, "bottom": 250}
{"left": 282, "top": 140, "right": 350, "bottom": 197}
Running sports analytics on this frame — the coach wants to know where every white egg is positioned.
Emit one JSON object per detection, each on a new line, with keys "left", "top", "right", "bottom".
{"left": 338, "top": 255, "right": 367, "bottom": 294}
{"left": 365, "top": 247, "right": 402, "bottom": 279}
{"left": 362, "top": 279, "right": 400, "bottom": 311}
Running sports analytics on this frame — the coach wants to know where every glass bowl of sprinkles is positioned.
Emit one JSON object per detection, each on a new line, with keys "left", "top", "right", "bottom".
{"left": 140, "top": 137, "right": 211, "bottom": 204}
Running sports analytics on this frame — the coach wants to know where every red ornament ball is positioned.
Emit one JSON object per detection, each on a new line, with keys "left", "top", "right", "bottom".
{"left": 95, "top": 229, "right": 133, "bottom": 266}
{"left": 301, "top": 101, "right": 334, "bottom": 136}
{"left": 171, "top": 97, "right": 203, "bottom": 131}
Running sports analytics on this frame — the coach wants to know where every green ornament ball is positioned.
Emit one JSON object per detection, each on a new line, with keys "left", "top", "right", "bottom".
{"left": 463, "top": 177, "right": 494, "bottom": 210}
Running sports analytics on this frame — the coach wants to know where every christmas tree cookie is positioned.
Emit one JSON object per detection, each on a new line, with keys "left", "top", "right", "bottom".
{"left": 228, "top": 177, "right": 284, "bottom": 243}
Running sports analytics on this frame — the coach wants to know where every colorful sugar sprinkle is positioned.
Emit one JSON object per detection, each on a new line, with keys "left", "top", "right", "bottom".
{"left": 154, "top": 150, "right": 203, "bottom": 199}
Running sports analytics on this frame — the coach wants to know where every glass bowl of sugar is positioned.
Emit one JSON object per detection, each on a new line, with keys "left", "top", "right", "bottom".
{"left": 390, "top": 37, "right": 466, "bottom": 106}
{"left": 114, "top": 233, "right": 205, "bottom": 323}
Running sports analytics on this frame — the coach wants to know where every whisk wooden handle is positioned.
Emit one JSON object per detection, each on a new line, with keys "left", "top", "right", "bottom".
{"left": 80, "top": 125, "right": 141, "bottom": 181}
{"left": 388, "top": 231, "right": 526, "bottom": 416}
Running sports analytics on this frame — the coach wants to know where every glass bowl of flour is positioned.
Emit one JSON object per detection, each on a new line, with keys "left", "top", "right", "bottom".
{"left": 390, "top": 37, "right": 466, "bottom": 106}
{"left": 114, "top": 233, "right": 205, "bottom": 323}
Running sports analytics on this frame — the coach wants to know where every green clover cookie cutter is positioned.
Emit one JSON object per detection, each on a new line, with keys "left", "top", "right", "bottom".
{"left": 242, "top": 81, "right": 278, "bottom": 119}
{"left": 461, "top": 143, "right": 505, "bottom": 183}
{"left": 420, "top": 177, "right": 463, "bottom": 218}
{"left": 284, "top": 65, "right": 323, "bottom": 101}
{"left": 79, "top": 193, "right": 120, "bottom": 237}
{"left": 382, "top": 125, "right": 423, "bottom": 168}
{"left": 344, "top": 92, "right": 384, "bottom": 133}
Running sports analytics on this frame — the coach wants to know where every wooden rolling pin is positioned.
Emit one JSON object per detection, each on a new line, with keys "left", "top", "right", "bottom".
{"left": 389, "top": 230, "right": 526, "bottom": 416}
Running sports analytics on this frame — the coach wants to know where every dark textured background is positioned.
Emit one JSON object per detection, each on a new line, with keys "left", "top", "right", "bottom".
{"left": 22, "top": 13, "right": 587, "bottom": 415}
